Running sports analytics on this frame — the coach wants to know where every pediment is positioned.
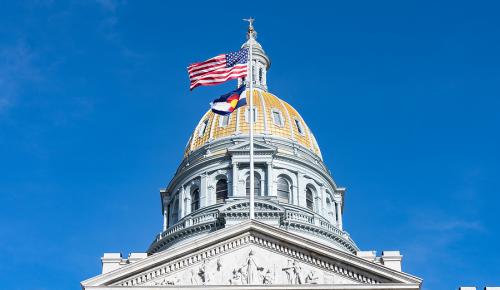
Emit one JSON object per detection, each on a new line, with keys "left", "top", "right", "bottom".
{"left": 220, "top": 200, "right": 285, "bottom": 213}
{"left": 81, "top": 221, "right": 422, "bottom": 289}
{"left": 227, "top": 140, "right": 277, "bottom": 154}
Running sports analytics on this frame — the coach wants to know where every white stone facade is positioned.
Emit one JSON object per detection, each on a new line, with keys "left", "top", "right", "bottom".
{"left": 81, "top": 25, "right": 423, "bottom": 290}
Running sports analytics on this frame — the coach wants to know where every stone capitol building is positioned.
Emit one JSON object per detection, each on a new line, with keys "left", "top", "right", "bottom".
{"left": 82, "top": 25, "right": 423, "bottom": 290}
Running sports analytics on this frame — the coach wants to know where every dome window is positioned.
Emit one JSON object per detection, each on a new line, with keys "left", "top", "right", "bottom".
{"left": 326, "top": 197, "right": 334, "bottom": 221}
{"left": 294, "top": 118, "right": 305, "bottom": 135}
{"left": 168, "top": 192, "right": 179, "bottom": 226}
{"left": 245, "top": 173, "right": 261, "bottom": 196}
{"left": 191, "top": 188, "right": 200, "bottom": 212}
{"left": 271, "top": 109, "right": 284, "bottom": 127}
{"left": 245, "top": 107, "right": 258, "bottom": 123}
{"left": 219, "top": 115, "right": 230, "bottom": 127}
{"left": 334, "top": 201, "right": 339, "bottom": 222}
{"left": 277, "top": 177, "right": 291, "bottom": 203}
{"left": 306, "top": 186, "right": 314, "bottom": 211}
{"left": 199, "top": 119, "right": 209, "bottom": 137}
{"left": 216, "top": 179, "right": 228, "bottom": 204}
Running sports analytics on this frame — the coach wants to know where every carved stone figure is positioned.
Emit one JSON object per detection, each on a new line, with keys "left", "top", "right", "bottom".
{"left": 190, "top": 269, "right": 199, "bottom": 285}
{"left": 234, "top": 249, "right": 263, "bottom": 284}
{"left": 261, "top": 269, "right": 273, "bottom": 284}
{"left": 229, "top": 269, "right": 243, "bottom": 285}
{"left": 216, "top": 258, "right": 222, "bottom": 271}
{"left": 282, "top": 259, "right": 303, "bottom": 284}
{"left": 154, "top": 276, "right": 179, "bottom": 286}
{"left": 305, "top": 269, "right": 319, "bottom": 284}
{"left": 282, "top": 260, "right": 294, "bottom": 284}
{"left": 198, "top": 259, "right": 211, "bottom": 285}
{"left": 292, "top": 260, "right": 303, "bottom": 284}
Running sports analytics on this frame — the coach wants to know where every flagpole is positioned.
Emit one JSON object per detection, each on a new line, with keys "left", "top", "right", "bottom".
{"left": 245, "top": 18, "right": 255, "bottom": 220}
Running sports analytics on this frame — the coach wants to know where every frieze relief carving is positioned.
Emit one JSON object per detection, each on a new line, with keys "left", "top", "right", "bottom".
{"left": 136, "top": 241, "right": 367, "bottom": 287}
{"left": 118, "top": 233, "right": 382, "bottom": 287}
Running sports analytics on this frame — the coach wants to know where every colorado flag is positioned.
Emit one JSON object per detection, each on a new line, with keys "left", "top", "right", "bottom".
{"left": 210, "top": 85, "right": 247, "bottom": 115}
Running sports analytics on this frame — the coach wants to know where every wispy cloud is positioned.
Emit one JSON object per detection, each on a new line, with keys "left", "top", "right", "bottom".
{"left": 0, "top": 42, "right": 42, "bottom": 115}
{"left": 95, "top": 0, "right": 126, "bottom": 42}
{"left": 402, "top": 207, "right": 487, "bottom": 289}
{"left": 417, "top": 218, "right": 484, "bottom": 232}
{"left": 95, "top": 0, "right": 123, "bottom": 13}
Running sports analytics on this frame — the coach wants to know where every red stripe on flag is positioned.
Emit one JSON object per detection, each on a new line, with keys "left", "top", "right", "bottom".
{"left": 187, "top": 52, "right": 247, "bottom": 90}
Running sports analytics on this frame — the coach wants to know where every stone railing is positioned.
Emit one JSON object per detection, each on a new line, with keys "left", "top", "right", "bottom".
{"left": 159, "top": 222, "right": 185, "bottom": 240}
{"left": 281, "top": 208, "right": 358, "bottom": 253}
{"left": 285, "top": 211, "right": 314, "bottom": 224}
{"left": 319, "top": 218, "right": 344, "bottom": 236}
{"left": 150, "top": 208, "right": 223, "bottom": 253}
{"left": 149, "top": 201, "right": 358, "bottom": 254}
{"left": 190, "top": 211, "right": 219, "bottom": 225}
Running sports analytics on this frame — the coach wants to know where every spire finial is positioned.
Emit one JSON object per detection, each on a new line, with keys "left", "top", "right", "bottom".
{"left": 243, "top": 17, "right": 256, "bottom": 39}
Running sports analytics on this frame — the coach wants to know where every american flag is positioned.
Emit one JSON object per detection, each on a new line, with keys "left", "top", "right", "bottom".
{"left": 188, "top": 48, "right": 248, "bottom": 90}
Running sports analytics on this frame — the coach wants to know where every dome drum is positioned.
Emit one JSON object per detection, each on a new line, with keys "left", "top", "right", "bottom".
{"left": 152, "top": 31, "right": 354, "bottom": 256}
{"left": 155, "top": 136, "right": 350, "bottom": 253}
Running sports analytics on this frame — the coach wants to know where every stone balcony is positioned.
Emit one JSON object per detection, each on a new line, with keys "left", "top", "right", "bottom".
{"left": 148, "top": 199, "right": 358, "bottom": 254}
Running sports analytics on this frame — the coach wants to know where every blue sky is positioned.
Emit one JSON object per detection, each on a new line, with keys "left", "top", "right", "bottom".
{"left": 0, "top": 1, "right": 499, "bottom": 289}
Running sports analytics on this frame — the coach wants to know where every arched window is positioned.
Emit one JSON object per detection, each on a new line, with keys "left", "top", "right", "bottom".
{"left": 219, "top": 115, "right": 230, "bottom": 127}
{"left": 294, "top": 118, "right": 305, "bottom": 135}
{"left": 326, "top": 197, "right": 333, "bottom": 220}
{"left": 246, "top": 174, "right": 261, "bottom": 196}
{"left": 168, "top": 193, "right": 179, "bottom": 226}
{"left": 259, "top": 68, "right": 263, "bottom": 83}
{"left": 306, "top": 186, "right": 314, "bottom": 211}
{"left": 216, "top": 179, "right": 228, "bottom": 204}
{"left": 245, "top": 107, "right": 258, "bottom": 123}
{"left": 277, "top": 177, "right": 290, "bottom": 203}
{"left": 199, "top": 119, "right": 209, "bottom": 137}
{"left": 271, "top": 109, "right": 284, "bottom": 127}
{"left": 191, "top": 188, "right": 200, "bottom": 212}
{"left": 334, "top": 201, "right": 339, "bottom": 222}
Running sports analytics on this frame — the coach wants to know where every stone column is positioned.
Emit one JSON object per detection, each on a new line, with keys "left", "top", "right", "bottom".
{"left": 162, "top": 209, "right": 168, "bottom": 231}
{"left": 332, "top": 201, "right": 338, "bottom": 224}
{"left": 183, "top": 185, "right": 191, "bottom": 216}
{"left": 207, "top": 185, "right": 214, "bottom": 205}
{"left": 296, "top": 172, "right": 304, "bottom": 207}
{"left": 320, "top": 185, "right": 326, "bottom": 217}
{"left": 232, "top": 162, "right": 238, "bottom": 197}
{"left": 200, "top": 173, "right": 208, "bottom": 207}
{"left": 179, "top": 186, "right": 186, "bottom": 218}
{"left": 335, "top": 201, "right": 343, "bottom": 230}
{"left": 260, "top": 172, "right": 265, "bottom": 197}
{"left": 266, "top": 162, "right": 274, "bottom": 197}
{"left": 291, "top": 184, "right": 298, "bottom": 204}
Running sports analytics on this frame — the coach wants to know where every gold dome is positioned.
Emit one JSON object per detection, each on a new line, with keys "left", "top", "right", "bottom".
{"left": 185, "top": 89, "right": 322, "bottom": 158}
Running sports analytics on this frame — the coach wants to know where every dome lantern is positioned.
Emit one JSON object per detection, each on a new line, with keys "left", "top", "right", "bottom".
{"left": 239, "top": 21, "right": 271, "bottom": 91}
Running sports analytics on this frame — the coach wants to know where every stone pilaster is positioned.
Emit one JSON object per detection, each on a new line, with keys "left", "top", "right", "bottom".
{"left": 162, "top": 209, "right": 167, "bottom": 232}
{"left": 335, "top": 200, "right": 343, "bottom": 230}
{"left": 200, "top": 173, "right": 208, "bottom": 207}
{"left": 296, "top": 172, "right": 304, "bottom": 207}
{"left": 179, "top": 186, "right": 186, "bottom": 218}
{"left": 267, "top": 162, "right": 274, "bottom": 197}
{"left": 232, "top": 162, "right": 239, "bottom": 196}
